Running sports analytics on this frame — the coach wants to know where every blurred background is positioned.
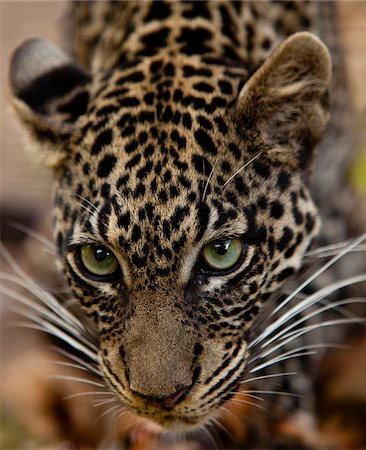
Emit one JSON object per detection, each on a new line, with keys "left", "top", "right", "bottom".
{"left": 1, "top": 1, "right": 366, "bottom": 449}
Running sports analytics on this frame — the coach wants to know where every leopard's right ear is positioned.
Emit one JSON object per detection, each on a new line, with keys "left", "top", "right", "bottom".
{"left": 9, "top": 38, "right": 91, "bottom": 168}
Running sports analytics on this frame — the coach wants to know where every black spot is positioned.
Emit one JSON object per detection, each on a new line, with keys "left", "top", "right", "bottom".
{"left": 262, "top": 37, "right": 272, "bottom": 50}
{"left": 171, "top": 130, "right": 186, "bottom": 149}
{"left": 116, "top": 71, "right": 145, "bottom": 85}
{"left": 161, "top": 105, "right": 173, "bottom": 122}
{"left": 213, "top": 209, "right": 238, "bottom": 230}
{"left": 183, "top": 65, "right": 212, "bottom": 78}
{"left": 228, "top": 142, "right": 241, "bottom": 160}
{"left": 245, "top": 23, "right": 255, "bottom": 53}
{"left": 57, "top": 90, "right": 89, "bottom": 122}
{"left": 195, "top": 202, "right": 210, "bottom": 243}
{"left": 214, "top": 116, "right": 228, "bottom": 134}
{"left": 284, "top": 245, "right": 296, "bottom": 259}
{"left": 118, "top": 211, "right": 131, "bottom": 230}
{"left": 97, "top": 154, "right": 117, "bottom": 178}
{"left": 194, "top": 129, "right": 217, "bottom": 155}
{"left": 91, "top": 129, "right": 113, "bottom": 155}
{"left": 171, "top": 205, "right": 190, "bottom": 230}
{"left": 97, "top": 203, "right": 111, "bottom": 239}
{"left": 138, "top": 111, "right": 155, "bottom": 123}
{"left": 116, "top": 174, "right": 129, "bottom": 189}
{"left": 197, "top": 116, "right": 213, "bottom": 130}
{"left": 182, "top": 2, "right": 211, "bottom": 19}
{"left": 191, "top": 154, "right": 212, "bottom": 176}
{"left": 131, "top": 224, "right": 142, "bottom": 242}
{"left": 218, "top": 80, "right": 233, "bottom": 95}
{"left": 119, "top": 97, "right": 140, "bottom": 108}
{"left": 182, "top": 113, "right": 192, "bottom": 129}
{"left": 132, "top": 253, "right": 147, "bottom": 268}
{"left": 144, "top": 144, "right": 155, "bottom": 158}
{"left": 144, "top": 92, "right": 155, "bottom": 104}
{"left": 125, "top": 140, "right": 138, "bottom": 154}
{"left": 270, "top": 201, "right": 284, "bottom": 219}
{"left": 126, "top": 154, "right": 141, "bottom": 170}
{"left": 253, "top": 162, "right": 269, "bottom": 178}
{"left": 137, "top": 160, "right": 153, "bottom": 180}
{"left": 145, "top": 1, "right": 172, "bottom": 22}
{"left": 305, "top": 213, "right": 316, "bottom": 233}
{"left": 178, "top": 175, "right": 191, "bottom": 189}
{"left": 164, "top": 62, "right": 175, "bottom": 77}
{"left": 140, "top": 27, "right": 170, "bottom": 56}
{"left": 104, "top": 88, "right": 128, "bottom": 99}
{"left": 133, "top": 183, "right": 146, "bottom": 198}
{"left": 82, "top": 162, "right": 90, "bottom": 175}
{"left": 101, "top": 183, "right": 110, "bottom": 198}
{"left": 193, "top": 82, "right": 214, "bottom": 93}
{"left": 234, "top": 178, "right": 248, "bottom": 196}
{"left": 277, "top": 172, "right": 291, "bottom": 191}
{"left": 219, "top": 5, "right": 240, "bottom": 46}
{"left": 177, "top": 27, "right": 213, "bottom": 56}
{"left": 277, "top": 267, "right": 295, "bottom": 282}
{"left": 257, "top": 195, "right": 267, "bottom": 210}
{"left": 277, "top": 227, "right": 294, "bottom": 251}
{"left": 292, "top": 206, "right": 304, "bottom": 225}
{"left": 121, "top": 125, "right": 135, "bottom": 138}
{"left": 96, "top": 104, "right": 119, "bottom": 117}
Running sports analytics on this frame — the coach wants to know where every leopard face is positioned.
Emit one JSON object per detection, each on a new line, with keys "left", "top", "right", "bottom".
{"left": 10, "top": 1, "right": 330, "bottom": 431}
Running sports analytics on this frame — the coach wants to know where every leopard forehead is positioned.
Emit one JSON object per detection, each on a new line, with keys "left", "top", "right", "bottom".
{"left": 53, "top": 59, "right": 301, "bottom": 272}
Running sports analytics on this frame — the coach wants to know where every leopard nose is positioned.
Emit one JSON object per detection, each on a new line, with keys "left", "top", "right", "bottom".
{"left": 141, "top": 387, "right": 190, "bottom": 410}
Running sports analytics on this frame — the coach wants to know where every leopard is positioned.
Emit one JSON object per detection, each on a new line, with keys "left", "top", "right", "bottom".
{"left": 7, "top": 1, "right": 365, "bottom": 448}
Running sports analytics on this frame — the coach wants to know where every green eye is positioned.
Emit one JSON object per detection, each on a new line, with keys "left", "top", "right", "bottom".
{"left": 202, "top": 239, "right": 244, "bottom": 272}
{"left": 79, "top": 244, "right": 119, "bottom": 278}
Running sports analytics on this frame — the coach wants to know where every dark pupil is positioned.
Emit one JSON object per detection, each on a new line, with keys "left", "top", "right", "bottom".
{"left": 213, "top": 240, "right": 230, "bottom": 256}
{"left": 94, "top": 247, "right": 108, "bottom": 262}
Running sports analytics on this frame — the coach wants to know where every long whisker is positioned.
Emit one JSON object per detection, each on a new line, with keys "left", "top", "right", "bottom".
{"left": 259, "top": 297, "right": 366, "bottom": 354}
{"left": 52, "top": 347, "right": 101, "bottom": 377}
{"left": 250, "top": 271, "right": 366, "bottom": 348}
{"left": 221, "top": 151, "right": 263, "bottom": 190}
{"left": 52, "top": 374, "right": 106, "bottom": 388}
{"left": 4, "top": 221, "right": 56, "bottom": 253}
{"left": 236, "top": 390, "right": 302, "bottom": 399}
{"left": 271, "top": 233, "right": 366, "bottom": 315}
{"left": 75, "top": 194, "right": 99, "bottom": 214}
{"left": 64, "top": 391, "right": 113, "bottom": 401}
{"left": 202, "top": 156, "right": 219, "bottom": 203}
{"left": 250, "top": 350, "right": 317, "bottom": 373}
{"left": 241, "top": 372, "right": 297, "bottom": 385}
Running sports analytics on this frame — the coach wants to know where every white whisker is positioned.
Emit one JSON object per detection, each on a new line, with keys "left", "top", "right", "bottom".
{"left": 250, "top": 271, "right": 366, "bottom": 348}
{"left": 93, "top": 398, "right": 118, "bottom": 408}
{"left": 52, "top": 374, "right": 105, "bottom": 388}
{"left": 5, "top": 221, "right": 56, "bottom": 253}
{"left": 259, "top": 297, "right": 366, "bottom": 353}
{"left": 271, "top": 233, "right": 366, "bottom": 315}
{"left": 241, "top": 372, "right": 297, "bottom": 385}
{"left": 202, "top": 157, "right": 219, "bottom": 203}
{"left": 250, "top": 350, "right": 317, "bottom": 373}
{"left": 52, "top": 347, "right": 101, "bottom": 377}
{"left": 64, "top": 391, "right": 113, "bottom": 401}
{"left": 236, "top": 390, "right": 302, "bottom": 399}
{"left": 221, "top": 151, "right": 263, "bottom": 190}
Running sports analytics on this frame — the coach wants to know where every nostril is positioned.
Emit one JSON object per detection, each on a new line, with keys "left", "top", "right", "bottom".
{"left": 142, "top": 387, "right": 190, "bottom": 410}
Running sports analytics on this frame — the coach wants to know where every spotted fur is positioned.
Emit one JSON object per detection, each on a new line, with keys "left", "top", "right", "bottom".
{"left": 10, "top": 0, "right": 341, "bottom": 441}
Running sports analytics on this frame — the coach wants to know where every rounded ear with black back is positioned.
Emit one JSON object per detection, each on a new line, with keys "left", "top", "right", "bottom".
{"left": 235, "top": 32, "right": 331, "bottom": 173}
{"left": 9, "top": 38, "right": 91, "bottom": 168}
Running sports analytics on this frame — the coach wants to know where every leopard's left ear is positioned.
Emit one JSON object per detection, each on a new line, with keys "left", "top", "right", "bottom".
{"left": 9, "top": 38, "right": 91, "bottom": 168}
{"left": 236, "top": 32, "right": 331, "bottom": 171}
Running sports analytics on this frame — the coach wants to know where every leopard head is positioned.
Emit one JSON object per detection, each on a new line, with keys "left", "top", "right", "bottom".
{"left": 9, "top": 32, "right": 330, "bottom": 430}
